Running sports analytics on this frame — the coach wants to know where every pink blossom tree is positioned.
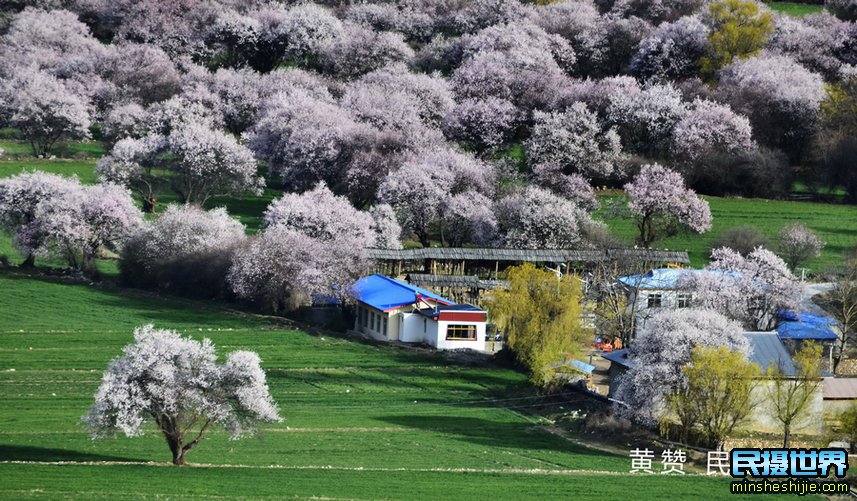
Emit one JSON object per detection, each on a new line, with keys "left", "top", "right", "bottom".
{"left": 246, "top": 90, "right": 363, "bottom": 191}
{"left": 624, "top": 164, "right": 712, "bottom": 248}
{"left": 629, "top": 15, "right": 709, "bottom": 81}
{"left": 165, "top": 124, "right": 264, "bottom": 206}
{"left": 0, "top": 67, "right": 91, "bottom": 156}
{"left": 441, "top": 97, "right": 520, "bottom": 151}
{"left": 607, "top": 82, "right": 688, "bottom": 155}
{"left": 827, "top": 0, "right": 857, "bottom": 21}
{"left": 369, "top": 204, "right": 403, "bottom": 250}
{"left": 83, "top": 325, "right": 281, "bottom": 466}
{"left": 318, "top": 23, "right": 414, "bottom": 78}
{"left": 263, "top": 182, "right": 375, "bottom": 250}
{"left": 228, "top": 225, "right": 370, "bottom": 312}
{"left": 718, "top": 53, "right": 825, "bottom": 161}
{"left": 0, "top": 171, "right": 80, "bottom": 266}
{"left": 777, "top": 223, "right": 825, "bottom": 270}
{"left": 679, "top": 247, "right": 803, "bottom": 330}
{"left": 671, "top": 99, "right": 755, "bottom": 164}
{"left": 377, "top": 148, "right": 495, "bottom": 246}
{"left": 28, "top": 181, "right": 142, "bottom": 272}
{"left": 99, "top": 43, "right": 182, "bottom": 106}
{"left": 614, "top": 308, "right": 748, "bottom": 425}
{"left": 442, "top": 191, "right": 499, "bottom": 247}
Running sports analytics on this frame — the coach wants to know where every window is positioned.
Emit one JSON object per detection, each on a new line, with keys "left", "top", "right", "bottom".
{"left": 382, "top": 317, "right": 388, "bottom": 334}
{"left": 446, "top": 324, "right": 477, "bottom": 340}
{"left": 423, "top": 318, "right": 427, "bottom": 333}
{"left": 373, "top": 313, "right": 379, "bottom": 331}
{"left": 677, "top": 293, "right": 692, "bottom": 308}
{"left": 647, "top": 293, "right": 663, "bottom": 308}
{"left": 360, "top": 308, "right": 366, "bottom": 328}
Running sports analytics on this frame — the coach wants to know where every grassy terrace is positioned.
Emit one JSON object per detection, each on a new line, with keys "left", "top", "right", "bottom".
{"left": 0, "top": 271, "right": 786, "bottom": 499}
{"left": 765, "top": 1, "right": 825, "bottom": 16}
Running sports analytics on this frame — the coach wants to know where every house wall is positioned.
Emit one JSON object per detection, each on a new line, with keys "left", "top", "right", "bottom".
{"left": 629, "top": 289, "right": 692, "bottom": 330}
{"left": 434, "top": 320, "right": 487, "bottom": 351}
{"left": 400, "top": 312, "right": 426, "bottom": 343}
{"left": 354, "top": 303, "right": 392, "bottom": 341}
{"left": 746, "top": 380, "right": 824, "bottom": 434}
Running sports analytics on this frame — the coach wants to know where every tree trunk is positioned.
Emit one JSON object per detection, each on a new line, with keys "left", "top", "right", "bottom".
{"left": 783, "top": 424, "right": 791, "bottom": 449}
{"left": 20, "top": 253, "right": 35, "bottom": 268}
{"left": 166, "top": 434, "right": 185, "bottom": 466}
{"left": 143, "top": 196, "right": 157, "bottom": 213}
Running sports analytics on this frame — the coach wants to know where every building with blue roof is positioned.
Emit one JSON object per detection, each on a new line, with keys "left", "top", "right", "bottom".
{"left": 744, "top": 331, "right": 798, "bottom": 377}
{"left": 350, "top": 274, "right": 488, "bottom": 351}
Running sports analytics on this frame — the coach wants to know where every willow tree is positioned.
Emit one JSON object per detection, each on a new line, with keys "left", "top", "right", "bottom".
{"left": 768, "top": 342, "right": 823, "bottom": 448}
{"left": 490, "top": 263, "right": 590, "bottom": 388}
{"left": 699, "top": 0, "right": 773, "bottom": 78}
{"left": 670, "top": 345, "right": 759, "bottom": 448}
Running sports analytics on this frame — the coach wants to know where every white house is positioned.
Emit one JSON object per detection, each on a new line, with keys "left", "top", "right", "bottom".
{"left": 618, "top": 268, "right": 696, "bottom": 330}
{"left": 350, "top": 274, "right": 488, "bottom": 352}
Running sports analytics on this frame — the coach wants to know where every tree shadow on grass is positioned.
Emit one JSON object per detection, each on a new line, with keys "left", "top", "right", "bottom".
{"left": 378, "top": 415, "right": 619, "bottom": 461}
{"left": 0, "top": 445, "right": 138, "bottom": 463}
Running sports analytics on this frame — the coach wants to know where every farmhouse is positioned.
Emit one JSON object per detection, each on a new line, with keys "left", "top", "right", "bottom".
{"left": 350, "top": 274, "right": 488, "bottom": 351}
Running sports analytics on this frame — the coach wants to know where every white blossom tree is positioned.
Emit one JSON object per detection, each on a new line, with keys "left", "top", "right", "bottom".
{"left": 495, "top": 186, "right": 592, "bottom": 249}
{"left": 526, "top": 103, "right": 622, "bottom": 181}
{"left": 83, "top": 325, "right": 281, "bottom": 466}
{"left": 0, "top": 67, "right": 91, "bottom": 156}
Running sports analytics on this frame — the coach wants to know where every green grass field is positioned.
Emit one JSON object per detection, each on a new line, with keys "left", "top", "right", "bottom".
{"left": 0, "top": 271, "right": 793, "bottom": 499}
{"left": 765, "top": 2, "right": 825, "bottom": 16}
{"left": 598, "top": 195, "right": 857, "bottom": 271}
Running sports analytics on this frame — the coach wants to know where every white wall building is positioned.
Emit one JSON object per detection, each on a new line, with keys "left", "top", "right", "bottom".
{"left": 350, "top": 274, "right": 488, "bottom": 352}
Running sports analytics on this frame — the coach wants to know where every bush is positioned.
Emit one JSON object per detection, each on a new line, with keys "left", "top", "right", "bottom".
{"left": 711, "top": 226, "right": 769, "bottom": 256}
{"left": 120, "top": 205, "right": 246, "bottom": 298}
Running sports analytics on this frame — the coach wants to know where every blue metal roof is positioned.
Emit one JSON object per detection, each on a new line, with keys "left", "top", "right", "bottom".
{"left": 744, "top": 331, "right": 797, "bottom": 376}
{"left": 350, "top": 274, "right": 453, "bottom": 311}
{"left": 601, "top": 348, "right": 632, "bottom": 368}
{"left": 618, "top": 268, "right": 740, "bottom": 290}
{"left": 777, "top": 312, "right": 839, "bottom": 341}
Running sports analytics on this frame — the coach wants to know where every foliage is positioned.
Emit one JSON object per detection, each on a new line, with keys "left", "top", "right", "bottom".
{"left": 669, "top": 345, "right": 759, "bottom": 449}
{"left": 442, "top": 191, "right": 499, "bottom": 247}
{"left": 624, "top": 164, "right": 712, "bottom": 248}
{"left": 670, "top": 99, "right": 755, "bottom": 171}
{"left": 680, "top": 246, "right": 802, "bottom": 330}
{"left": 777, "top": 222, "right": 824, "bottom": 270}
{"left": 83, "top": 325, "right": 281, "bottom": 465}
{"left": 489, "top": 263, "right": 590, "bottom": 388}
{"left": 767, "top": 342, "right": 822, "bottom": 448}
{"left": 699, "top": 0, "right": 774, "bottom": 77}
{"left": 615, "top": 308, "right": 748, "bottom": 426}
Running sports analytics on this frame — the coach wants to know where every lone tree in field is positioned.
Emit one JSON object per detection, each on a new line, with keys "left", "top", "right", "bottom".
{"left": 624, "top": 163, "right": 712, "bottom": 248}
{"left": 777, "top": 223, "right": 824, "bottom": 271}
{"left": 489, "top": 263, "right": 590, "bottom": 389}
{"left": 83, "top": 325, "right": 281, "bottom": 466}
{"left": 768, "top": 342, "right": 822, "bottom": 448}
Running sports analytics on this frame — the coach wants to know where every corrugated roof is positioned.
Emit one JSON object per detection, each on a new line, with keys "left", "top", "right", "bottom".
{"left": 406, "top": 274, "right": 508, "bottom": 290}
{"left": 744, "top": 331, "right": 797, "bottom": 376}
{"left": 368, "top": 248, "right": 690, "bottom": 264}
{"left": 350, "top": 274, "right": 453, "bottom": 311}
{"left": 776, "top": 312, "right": 839, "bottom": 341}
{"left": 824, "top": 378, "right": 857, "bottom": 399}
{"left": 618, "top": 268, "right": 740, "bottom": 290}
